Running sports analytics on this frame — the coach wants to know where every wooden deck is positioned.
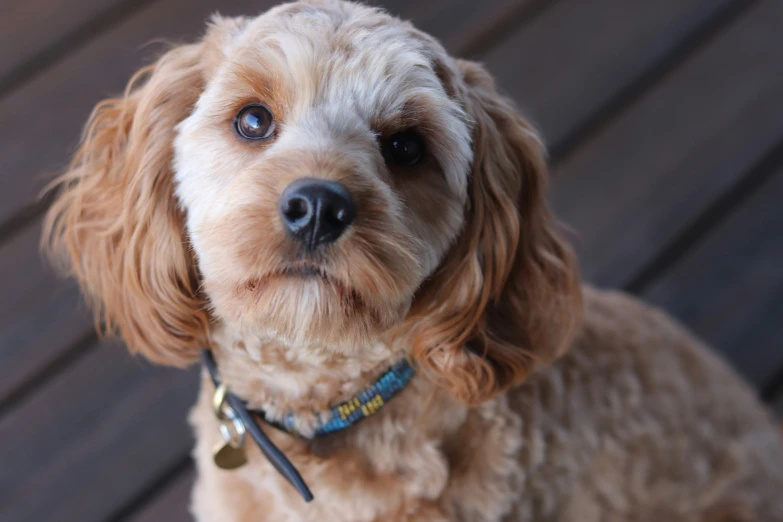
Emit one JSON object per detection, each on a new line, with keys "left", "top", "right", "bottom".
{"left": 1, "top": 0, "right": 781, "bottom": 520}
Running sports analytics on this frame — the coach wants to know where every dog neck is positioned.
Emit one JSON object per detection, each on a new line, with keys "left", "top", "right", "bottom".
{"left": 196, "top": 325, "right": 523, "bottom": 520}
{"left": 210, "top": 323, "right": 410, "bottom": 437}
{"left": 199, "top": 324, "right": 525, "bottom": 520}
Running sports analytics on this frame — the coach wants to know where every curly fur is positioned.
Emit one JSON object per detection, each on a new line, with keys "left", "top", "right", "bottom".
{"left": 42, "top": 1, "right": 783, "bottom": 520}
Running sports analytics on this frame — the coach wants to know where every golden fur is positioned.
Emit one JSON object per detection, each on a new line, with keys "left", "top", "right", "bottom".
{"left": 43, "top": 1, "right": 783, "bottom": 520}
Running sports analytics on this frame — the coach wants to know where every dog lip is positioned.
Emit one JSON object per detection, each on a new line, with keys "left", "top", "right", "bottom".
{"left": 244, "top": 264, "right": 332, "bottom": 292}
{"left": 280, "top": 263, "right": 329, "bottom": 279}
{"left": 288, "top": 264, "right": 322, "bottom": 278}
{"left": 242, "top": 263, "right": 371, "bottom": 321}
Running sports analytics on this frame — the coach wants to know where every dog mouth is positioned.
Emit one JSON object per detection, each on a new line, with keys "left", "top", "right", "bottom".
{"left": 278, "top": 263, "right": 329, "bottom": 280}
{"left": 243, "top": 264, "right": 366, "bottom": 310}
{"left": 243, "top": 263, "right": 327, "bottom": 290}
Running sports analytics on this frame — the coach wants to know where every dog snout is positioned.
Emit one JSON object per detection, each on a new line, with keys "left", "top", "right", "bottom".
{"left": 279, "top": 178, "right": 356, "bottom": 249}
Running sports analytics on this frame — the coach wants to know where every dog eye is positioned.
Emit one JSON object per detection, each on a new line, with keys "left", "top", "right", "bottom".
{"left": 235, "top": 104, "right": 276, "bottom": 140}
{"left": 385, "top": 131, "right": 425, "bottom": 167}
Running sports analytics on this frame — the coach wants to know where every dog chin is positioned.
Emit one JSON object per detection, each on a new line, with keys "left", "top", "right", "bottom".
{"left": 214, "top": 273, "right": 410, "bottom": 350}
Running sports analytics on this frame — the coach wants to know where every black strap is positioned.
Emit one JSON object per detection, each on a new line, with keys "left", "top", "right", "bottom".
{"left": 200, "top": 349, "right": 314, "bottom": 502}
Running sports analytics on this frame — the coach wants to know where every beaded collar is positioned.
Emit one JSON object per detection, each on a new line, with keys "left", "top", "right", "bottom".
{"left": 269, "top": 358, "right": 415, "bottom": 437}
{"left": 200, "top": 349, "right": 415, "bottom": 502}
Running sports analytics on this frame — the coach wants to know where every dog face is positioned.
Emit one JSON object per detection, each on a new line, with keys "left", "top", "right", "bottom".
{"left": 174, "top": 2, "right": 472, "bottom": 352}
{"left": 45, "top": 0, "right": 581, "bottom": 404}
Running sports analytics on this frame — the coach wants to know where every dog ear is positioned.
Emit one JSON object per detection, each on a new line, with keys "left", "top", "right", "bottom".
{"left": 42, "top": 27, "right": 237, "bottom": 365}
{"left": 408, "top": 60, "right": 582, "bottom": 404}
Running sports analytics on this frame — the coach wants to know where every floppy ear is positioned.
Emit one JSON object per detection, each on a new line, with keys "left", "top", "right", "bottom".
{"left": 408, "top": 60, "right": 582, "bottom": 404}
{"left": 42, "top": 41, "right": 212, "bottom": 366}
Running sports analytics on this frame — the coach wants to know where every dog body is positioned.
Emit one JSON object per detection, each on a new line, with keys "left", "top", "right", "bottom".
{"left": 189, "top": 287, "right": 783, "bottom": 522}
{"left": 43, "top": 1, "right": 783, "bottom": 520}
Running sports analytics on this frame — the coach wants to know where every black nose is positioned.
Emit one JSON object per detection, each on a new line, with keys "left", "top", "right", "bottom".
{"left": 279, "top": 178, "right": 356, "bottom": 249}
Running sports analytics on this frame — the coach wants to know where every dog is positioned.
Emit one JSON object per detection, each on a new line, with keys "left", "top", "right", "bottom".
{"left": 43, "top": 1, "right": 783, "bottom": 520}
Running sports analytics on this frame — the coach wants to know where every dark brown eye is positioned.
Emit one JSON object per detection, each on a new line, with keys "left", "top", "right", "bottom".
{"left": 385, "top": 130, "right": 425, "bottom": 167}
{"left": 235, "top": 104, "right": 276, "bottom": 140}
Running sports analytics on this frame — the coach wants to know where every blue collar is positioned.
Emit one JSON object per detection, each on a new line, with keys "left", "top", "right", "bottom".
{"left": 259, "top": 359, "right": 415, "bottom": 438}
{"left": 202, "top": 349, "right": 415, "bottom": 502}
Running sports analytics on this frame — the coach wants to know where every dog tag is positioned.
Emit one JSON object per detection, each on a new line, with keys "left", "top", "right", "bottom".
{"left": 211, "top": 396, "right": 248, "bottom": 470}
{"left": 213, "top": 438, "right": 248, "bottom": 469}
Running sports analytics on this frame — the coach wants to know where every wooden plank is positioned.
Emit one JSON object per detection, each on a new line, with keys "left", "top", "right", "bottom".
{"left": 381, "top": 0, "right": 542, "bottom": 55}
{"left": 550, "top": 0, "right": 783, "bottom": 289}
{"left": 0, "top": 0, "right": 136, "bottom": 85}
{"left": 643, "top": 162, "right": 783, "bottom": 388}
{"left": 0, "top": 339, "right": 199, "bottom": 522}
{"left": 129, "top": 467, "right": 196, "bottom": 522}
{"left": 480, "top": 0, "right": 737, "bottom": 150}
{"left": 0, "top": 222, "right": 91, "bottom": 406}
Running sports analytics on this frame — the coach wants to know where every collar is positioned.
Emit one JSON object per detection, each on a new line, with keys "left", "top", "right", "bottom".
{"left": 200, "top": 349, "right": 415, "bottom": 502}
{"left": 268, "top": 358, "right": 415, "bottom": 437}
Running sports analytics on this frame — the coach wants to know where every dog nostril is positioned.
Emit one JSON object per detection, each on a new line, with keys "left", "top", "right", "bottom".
{"left": 283, "top": 196, "right": 309, "bottom": 222}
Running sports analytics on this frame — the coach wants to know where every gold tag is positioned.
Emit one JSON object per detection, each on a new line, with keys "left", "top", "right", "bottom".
{"left": 213, "top": 438, "right": 248, "bottom": 470}
{"left": 211, "top": 384, "right": 248, "bottom": 470}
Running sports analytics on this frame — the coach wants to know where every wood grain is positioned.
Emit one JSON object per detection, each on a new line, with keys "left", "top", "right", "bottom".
{"left": 0, "top": 222, "right": 91, "bottom": 406}
{"left": 551, "top": 0, "right": 783, "bottom": 289}
{"left": 643, "top": 162, "right": 783, "bottom": 388}
{"left": 129, "top": 467, "right": 196, "bottom": 522}
{"left": 381, "top": 0, "right": 542, "bottom": 55}
{"left": 0, "top": 339, "right": 199, "bottom": 522}
{"left": 480, "top": 0, "right": 736, "bottom": 149}
{"left": 0, "top": 0, "right": 138, "bottom": 85}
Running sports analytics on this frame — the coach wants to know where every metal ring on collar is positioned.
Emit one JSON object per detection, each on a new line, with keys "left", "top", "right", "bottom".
{"left": 212, "top": 383, "right": 230, "bottom": 420}
{"left": 219, "top": 404, "right": 247, "bottom": 449}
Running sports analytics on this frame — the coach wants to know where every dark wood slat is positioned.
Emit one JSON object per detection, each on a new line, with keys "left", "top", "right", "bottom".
{"left": 129, "top": 467, "right": 195, "bottom": 522}
{"left": 0, "top": 339, "right": 198, "bottom": 522}
{"left": 381, "top": 0, "right": 543, "bottom": 55}
{"left": 0, "top": 222, "right": 91, "bottom": 406}
{"left": 481, "top": 0, "right": 737, "bottom": 150}
{"left": 551, "top": 0, "right": 783, "bottom": 289}
{"left": 643, "top": 162, "right": 783, "bottom": 388}
{"left": 0, "top": 0, "right": 136, "bottom": 83}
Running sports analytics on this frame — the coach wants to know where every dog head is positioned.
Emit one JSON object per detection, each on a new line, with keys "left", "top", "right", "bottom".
{"left": 44, "top": 0, "right": 581, "bottom": 404}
